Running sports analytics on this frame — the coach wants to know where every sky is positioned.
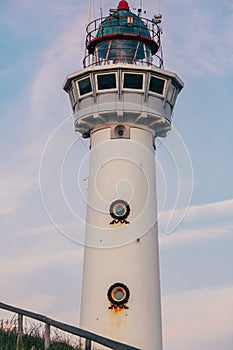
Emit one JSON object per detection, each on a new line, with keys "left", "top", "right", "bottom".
{"left": 0, "top": 0, "right": 233, "bottom": 349}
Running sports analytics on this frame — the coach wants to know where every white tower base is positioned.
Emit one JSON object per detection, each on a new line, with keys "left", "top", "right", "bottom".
{"left": 80, "top": 126, "right": 163, "bottom": 350}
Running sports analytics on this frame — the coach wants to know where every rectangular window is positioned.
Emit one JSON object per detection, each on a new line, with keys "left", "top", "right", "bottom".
{"left": 77, "top": 76, "right": 92, "bottom": 96}
{"left": 123, "top": 73, "right": 144, "bottom": 90}
{"left": 149, "top": 76, "right": 165, "bottom": 95}
{"left": 69, "top": 87, "right": 75, "bottom": 106}
{"left": 167, "top": 83, "right": 177, "bottom": 104}
{"left": 96, "top": 73, "right": 117, "bottom": 91}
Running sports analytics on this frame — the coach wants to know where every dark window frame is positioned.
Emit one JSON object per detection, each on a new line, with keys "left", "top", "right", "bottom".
{"left": 167, "top": 82, "right": 178, "bottom": 105}
{"left": 76, "top": 76, "right": 93, "bottom": 97}
{"left": 149, "top": 75, "right": 166, "bottom": 96}
{"left": 122, "top": 72, "right": 145, "bottom": 91}
{"left": 95, "top": 72, "right": 118, "bottom": 92}
{"left": 69, "top": 87, "right": 76, "bottom": 107}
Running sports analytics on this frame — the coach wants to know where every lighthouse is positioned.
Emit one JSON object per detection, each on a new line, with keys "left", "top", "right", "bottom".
{"left": 63, "top": 1, "right": 183, "bottom": 349}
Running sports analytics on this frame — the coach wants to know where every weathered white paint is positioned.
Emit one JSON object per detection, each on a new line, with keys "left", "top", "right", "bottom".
{"left": 80, "top": 126, "right": 163, "bottom": 350}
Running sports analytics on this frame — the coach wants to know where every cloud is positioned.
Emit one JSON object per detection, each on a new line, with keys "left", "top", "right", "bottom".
{"left": 159, "top": 199, "right": 233, "bottom": 247}
{"left": 0, "top": 172, "right": 36, "bottom": 215}
{"left": 0, "top": 223, "right": 83, "bottom": 321}
{"left": 153, "top": 0, "right": 233, "bottom": 77}
{"left": 0, "top": 9, "right": 87, "bottom": 215}
{"left": 162, "top": 286, "right": 233, "bottom": 350}
{"left": 183, "top": 199, "right": 233, "bottom": 221}
{"left": 159, "top": 198, "right": 233, "bottom": 225}
{"left": 0, "top": 240, "right": 82, "bottom": 277}
{"left": 29, "top": 13, "right": 86, "bottom": 132}
{"left": 0, "top": 207, "right": 16, "bottom": 215}
{"left": 159, "top": 223, "right": 233, "bottom": 248}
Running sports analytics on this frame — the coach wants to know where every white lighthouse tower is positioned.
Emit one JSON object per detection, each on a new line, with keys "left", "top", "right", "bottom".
{"left": 63, "top": 1, "right": 183, "bottom": 349}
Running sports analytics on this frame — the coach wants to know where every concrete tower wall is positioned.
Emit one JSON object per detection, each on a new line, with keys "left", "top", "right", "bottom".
{"left": 80, "top": 126, "right": 163, "bottom": 349}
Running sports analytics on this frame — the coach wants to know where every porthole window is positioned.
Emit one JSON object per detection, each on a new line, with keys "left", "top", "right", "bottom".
{"left": 96, "top": 73, "right": 117, "bottom": 91}
{"left": 123, "top": 73, "right": 144, "bottom": 90}
{"left": 77, "top": 76, "right": 92, "bottom": 97}
{"left": 114, "top": 289, "right": 125, "bottom": 301}
{"left": 107, "top": 283, "right": 130, "bottom": 306}
{"left": 111, "top": 124, "right": 130, "bottom": 139}
{"left": 149, "top": 76, "right": 166, "bottom": 95}
{"left": 109, "top": 199, "right": 130, "bottom": 221}
{"left": 114, "top": 125, "right": 126, "bottom": 138}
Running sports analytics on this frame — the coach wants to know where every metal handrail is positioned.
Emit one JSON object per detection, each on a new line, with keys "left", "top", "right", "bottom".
{"left": 83, "top": 54, "right": 163, "bottom": 69}
{"left": 85, "top": 16, "right": 161, "bottom": 45}
{"left": 0, "top": 301, "right": 140, "bottom": 350}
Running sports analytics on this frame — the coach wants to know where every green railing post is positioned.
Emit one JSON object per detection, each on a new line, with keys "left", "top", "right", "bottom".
{"left": 85, "top": 338, "right": 92, "bottom": 350}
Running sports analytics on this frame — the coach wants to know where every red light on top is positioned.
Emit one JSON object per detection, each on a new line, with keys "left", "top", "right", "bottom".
{"left": 117, "top": 0, "right": 129, "bottom": 11}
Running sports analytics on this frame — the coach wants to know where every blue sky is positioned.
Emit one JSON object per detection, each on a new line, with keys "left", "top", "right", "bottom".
{"left": 0, "top": 0, "right": 233, "bottom": 349}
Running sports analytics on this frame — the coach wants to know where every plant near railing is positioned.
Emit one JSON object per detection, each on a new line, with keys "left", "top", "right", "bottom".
{"left": 0, "top": 302, "right": 141, "bottom": 350}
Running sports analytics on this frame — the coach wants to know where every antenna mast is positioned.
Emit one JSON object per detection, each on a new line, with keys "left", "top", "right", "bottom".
{"left": 100, "top": 0, "right": 103, "bottom": 18}
{"left": 87, "top": 0, "right": 91, "bottom": 66}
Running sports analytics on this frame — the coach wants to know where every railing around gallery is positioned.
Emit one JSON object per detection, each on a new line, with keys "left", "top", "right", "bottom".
{"left": 0, "top": 301, "right": 140, "bottom": 350}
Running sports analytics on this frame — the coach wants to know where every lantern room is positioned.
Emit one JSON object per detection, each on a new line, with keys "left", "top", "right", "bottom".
{"left": 84, "top": 0, "right": 162, "bottom": 67}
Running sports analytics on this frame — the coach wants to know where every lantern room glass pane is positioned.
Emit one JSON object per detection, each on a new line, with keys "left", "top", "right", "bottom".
{"left": 96, "top": 40, "right": 152, "bottom": 64}
{"left": 97, "top": 42, "right": 109, "bottom": 61}
{"left": 97, "top": 73, "right": 116, "bottom": 90}
{"left": 149, "top": 76, "right": 165, "bottom": 95}
{"left": 123, "top": 73, "right": 144, "bottom": 90}
{"left": 78, "top": 77, "right": 92, "bottom": 96}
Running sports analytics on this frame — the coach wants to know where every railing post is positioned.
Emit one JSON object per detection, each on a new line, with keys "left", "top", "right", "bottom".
{"left": 44, "top": 323, "right": 51, "bottom": 350}
{"left": 0, "top": 301, "right": 141, "bottom": 350}
{"left": 85, "top": 338, "right": 92, "bottom": 350}
{"left": 16, "top": 313, "right": 23, "bottom": 350}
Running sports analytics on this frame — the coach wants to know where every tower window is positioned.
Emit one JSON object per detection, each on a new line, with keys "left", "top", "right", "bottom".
{"left": 111, "top": 124, "right": 130, "bottom": 139}
{"left": 149, "top": 76, "right": 165, "bottom": 95}
{"left": 123, "top": 73, "right": 144, "bottom": 90}
{"left": 107, "top": 283, "right": 130, "bottom": 306}
{"left": 69, "top": 87, "right": 75, "bottom": 107}
{"left": 114, "top": 125, "right": 126, "bottom": 138}
{"left": 77, "top": 77, "right": 92, "bottom": 96}
{"left": 96, "top": 73, "right": 117, "bottom": 91}
{"left": 109, "top": 200, "right": 130, "bottom": 220}
{"left": 167, "top": 83, "right": 177, "bottom": 105}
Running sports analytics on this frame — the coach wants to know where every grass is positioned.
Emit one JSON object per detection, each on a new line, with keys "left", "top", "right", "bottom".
{"left": 0, "top": 316, "right": 82, "bottom": 350}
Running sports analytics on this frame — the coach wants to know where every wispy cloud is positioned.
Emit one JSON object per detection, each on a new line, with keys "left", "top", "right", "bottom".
{"left": 0, "top": 172, "right": 36, "bottom": 215}
{"left": 0, "top": 10, "right": 87, "bottom": 215}
{"left": 160, "top": 198, "right": 233, "bottom": 225}
{"left": 29, "top": 11, "right": 87, "bottom": 132}
{"left": 160, "top": 223, "right": 233, "bottom": 248}
{"left": 0, "top": 219, "right": 83, "bottom": 322}
{"left": 153, "top": 0, "right": 233, "bottom": 76}
{"left": 0, "top": 247, "right": 82, "bottom": 277}
{"left": 159, "top": 199, "right": 233, "bottom": 247}
{"left": 163, "top": 286, "right": 233, "bottom": 350}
